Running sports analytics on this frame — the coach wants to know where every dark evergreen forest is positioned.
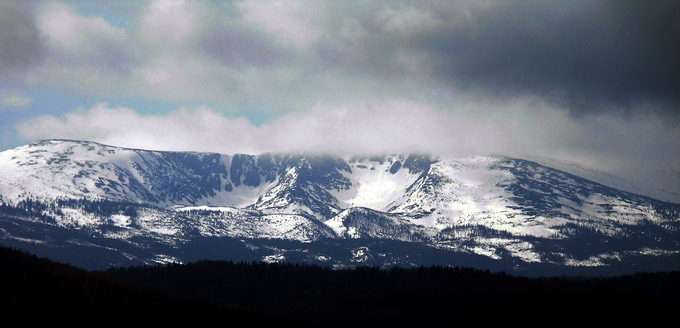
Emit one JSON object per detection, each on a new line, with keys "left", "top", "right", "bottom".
{"left": 2, "top": 244, "right": 679, "bottom": 325}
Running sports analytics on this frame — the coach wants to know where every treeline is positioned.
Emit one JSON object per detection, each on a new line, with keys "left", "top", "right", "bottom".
{"left": 0, "top": 198, "right": 141, "bottom": 220}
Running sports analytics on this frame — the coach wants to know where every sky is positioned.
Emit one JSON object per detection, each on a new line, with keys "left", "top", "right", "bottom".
{"left": 1, "top": 0, "right": 679, "bottom": 196}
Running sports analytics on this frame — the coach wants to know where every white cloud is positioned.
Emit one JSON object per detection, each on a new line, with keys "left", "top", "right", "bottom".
{"left": 17, "top": 104, "right": 255, "bottom": 153}
{"left": 37, "top": 1, "right": 127, "bottom": 59}
{"left": 0, "top": 90, "right": 32, "bottom": 109}
{"left": 16, "top": 100, "right": 680, "bottom": 174}
{"left": 24, "top": 1, "right": 331, "bottom": 109}
{"left": 138, "top": 0, "right": 199, "bottom": 46}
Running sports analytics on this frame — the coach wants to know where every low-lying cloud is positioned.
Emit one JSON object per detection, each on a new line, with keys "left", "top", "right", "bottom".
{"left": 17, "top": 101, "right": 680, "bottom": 178}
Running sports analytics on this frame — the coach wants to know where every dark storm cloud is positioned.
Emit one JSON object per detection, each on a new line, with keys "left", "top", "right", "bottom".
{"left": 0, "top": 1, "right": 45, "bottom": 79}
{"left": 318, "top": 1, "right": 680, "bottom": 118}
{"left": 417, "top": 1, "right": 680, "bottom": 117}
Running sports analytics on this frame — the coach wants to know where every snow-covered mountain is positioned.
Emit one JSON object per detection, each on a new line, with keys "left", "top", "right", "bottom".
{"left": 526, "top": 156, "right": 680, "bottom": 204}
{"left": 1, "top": 139, "right": 679, "bottom": 273}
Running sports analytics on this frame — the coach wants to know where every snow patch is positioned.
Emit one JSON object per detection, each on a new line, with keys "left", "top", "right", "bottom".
{"left": 263, "top": 254, "right": 285, "bottom": 263}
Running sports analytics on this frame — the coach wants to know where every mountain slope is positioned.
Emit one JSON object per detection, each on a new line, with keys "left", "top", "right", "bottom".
{"left": 527, "top": 156, "right": 680, "bottom": 203}
{"left": 1, "top": 139, "right": 679, "bottom": 272}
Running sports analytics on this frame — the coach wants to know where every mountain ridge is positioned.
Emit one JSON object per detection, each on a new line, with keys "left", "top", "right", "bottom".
{"left": 1, "top": 139, "right": 679, "bottom": 272}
